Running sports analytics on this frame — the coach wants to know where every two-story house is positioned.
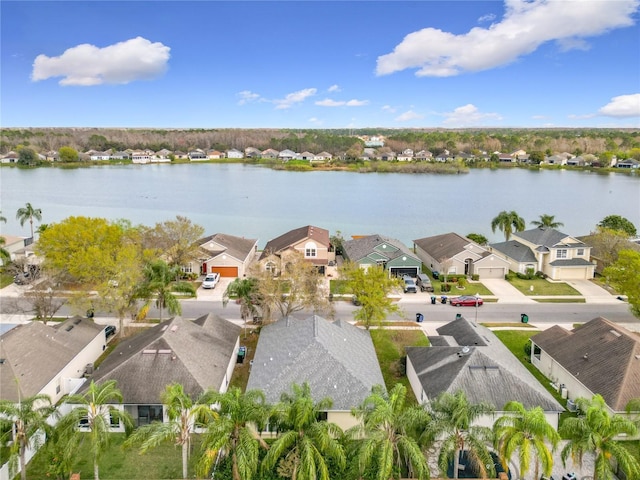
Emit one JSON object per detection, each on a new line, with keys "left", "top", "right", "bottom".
{"left": 259, "top": 225, "right": 333, "bottom": 275}
{"left": 490, "top": 227, "right": 595, "bottom": 280}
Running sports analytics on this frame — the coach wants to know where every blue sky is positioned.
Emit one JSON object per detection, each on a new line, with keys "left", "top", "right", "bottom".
{"left": 2, "top": 0, "right": 639, "bottom": 128}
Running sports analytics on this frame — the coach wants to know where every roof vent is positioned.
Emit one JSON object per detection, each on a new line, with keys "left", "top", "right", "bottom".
{"left": 461, "top": 346, "right": 470, "bottom": 354}
{"left": 583, "top": 354, "right": 589, "bottom": 360}
{"left": 142, "top": 349, "right": 157, "bottom": 354}
{"left": 610, "top": 330, "right": 621, "bottom": 337}
{"left": 170, "top": 325, "right": 178, "bottom": 332}
{"left": 65, "top": 325, "right": 74, "bottom": 332}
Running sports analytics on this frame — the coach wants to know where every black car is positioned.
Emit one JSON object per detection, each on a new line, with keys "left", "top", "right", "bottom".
{"left": 105, "top": 325, "right": 117, "bottom": 338}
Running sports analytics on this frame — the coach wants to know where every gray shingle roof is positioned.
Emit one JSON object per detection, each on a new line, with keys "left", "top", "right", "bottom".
{"left": 514, "top": 227, "right": 582, "bottom": 247}
{"left": 246, "top": 316, "right": 385, "bottom": 410}
{"left": 199, "top": 233, "right": 258, "bottom": 262}
{"left": 82, "top": 314, "right": 240, "bottom": 404}
{"left": 531, "top": 317, "right": 640, "bottom": 411}
{"left": 1, "top": 317, "right": 104, "bottom": 402}
{"left": 343, "top": 234, "right": 418, "bottom": 264}
{"left": 548, "top": 258, "right": 595, "bottom": 267}
{"left": 490, "top": 240, "right": 538, "bottom": 263}
{"left": 406, "top": 317, "right": 562, "bottom": 412}
{"left": 413, "top": 232, "right": 474, "bottom": 260}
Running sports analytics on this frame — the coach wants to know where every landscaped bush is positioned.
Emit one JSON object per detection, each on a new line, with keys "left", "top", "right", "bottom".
{"left": 440, "top": 283, "right": 451, "bottom": 292}
{"left": 535, "top": 270, "right": 548, "bottom": 279}
{"left": 505, "top": 272, "right": 516, "bottom": 280}
{"left": 457, "top": 277, "right": 467, "bottom": 289}
{"left": 471, "top": 274, "right": 479, "bottom": 281}
{"left": 173, "top": 281, "right": 196, "bottom": 296}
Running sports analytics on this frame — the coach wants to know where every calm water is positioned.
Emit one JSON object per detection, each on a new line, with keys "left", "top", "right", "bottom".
{"left": 1, "top": 164, "right": 639, "bottom": 247}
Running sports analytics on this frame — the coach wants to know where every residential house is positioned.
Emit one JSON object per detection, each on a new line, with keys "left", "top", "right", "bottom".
{"left": 530, "top": 317, "right": 640, "bottom": 414}
{"left": 261, "top": 148, "right": 279, "bottom": 159}
{"left": 313, "top": 151, "right": 333, "bottom": 162}
{"left": 434, "top": 152, "right": 451, "bottom": 162}
{"left": 0, "top": 317, "right": 107, "bottom": 404}
{"left": 226, "top": 148, "right": 244, "bottom": 159}
{"left": 173, "top": 151, "right": 188, "bottom": 160}
{"left": 510, "top": 149, "right": 527, "bottom": 161}
{"left": 278, "top": 149, "right": 297, "bottom": 161}
{"left": 207, "top": 150, "right": 224, "bottom": 159}
{"left": 153, "top": 148, "right": 173, "bottom": 162}
{"left": 246, "top": 315, "right": 386, "bottom": 431}
{"left": 397, "top": 149, "right": 414, "bottom": 161}
{"left": 406, "top": 316, "right": 563, "bottom": 429}
{"left": 498, "top": 154, "right": 516, "bottom": 163}
{"left": 260, "top": 225, "right": 333, "bottom": 275}
{"left": 188, "top": 149, "right": 208, "bottom": 161}
{"left": 379, "top": 151, "right": 396, "bottom": 161}
{"left": 363, "top": 135, "right": 385, "bottom": 147}
{"left": 616, "top": 158, "right": 640, "bottom": 169}
{"left": 195, "top": 233, "right": 258, "bottom": 277}
{"left": 415, "top": 150, "right": 433, "bottom": 161}
{"left": 342, "top": 234, "right": 421, "bottom": 277}
{"left": 244, "top": 147, "right": 262, "bottom": 158}
{"left": 0, "top": 235, "right": 30, "bottom": 265}
{"left": 44, "top": 150, "right": 59, "bottom": 162}
{"left": 566, "top": 156, "right": 586, "bottom": 167}
{"left": 414, "top": 232, "right": 510, "bottom": 279}
{"left": 454, "top": 152, "right": 475, "bottom": 162}
{"left": 298, "top": 151, "right": 316, "bottom": 161}
{"left": 111, "top": 151, "right": 131, "bottom": 160}
{"left": 78, "top": 314, "right": 241, "bottom": 427}
{"left": 89, "top": 151, "right": 111, "bottom": 161}
{"left": 131, "top": 151, "right": 151, "bottom": 163}
{"left": 490, "top": 227, "right": 595, "bottom": 280}
{"left": 545, "top": 155, "right": 568, "bottom": 166}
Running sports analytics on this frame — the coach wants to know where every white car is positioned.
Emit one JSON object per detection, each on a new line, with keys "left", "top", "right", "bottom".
{"left": 202, "top": 273, "right": 220, "bottom": 289}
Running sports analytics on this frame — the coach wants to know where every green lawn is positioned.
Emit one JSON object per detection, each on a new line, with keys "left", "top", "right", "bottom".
{"left": 535, "top": 298, "right": 585, "bottom": 303}
{"left": 26, "top": 434, "right": 202, "bottom": 479}
{"left": 370, "top": 329, "right": 429, "bottom": 403}
{"left": 0, "top": 271, "right": 14, "bottom": 289}
{"left": 508, "top": 277, "right": 581, "bottom": 296}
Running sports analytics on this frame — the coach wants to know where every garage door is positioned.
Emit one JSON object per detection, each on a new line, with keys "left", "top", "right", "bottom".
{"left": 476, "top": 267, "right": 506, "bottom": 279}
{"left": 211, "top": 266, "right": 238, "bottom": 277}
{"left": 555, "top": 268, "right": 586, "bottom": 280}
{"left": 389, "top": 267, "right": 419, "bottom": 277}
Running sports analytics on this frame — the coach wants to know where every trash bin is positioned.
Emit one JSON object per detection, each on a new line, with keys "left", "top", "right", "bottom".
{"left": 416, "top": 313, "right": 424, "bottom": 323}
{"left": 441, "top": 295, "right": 448, "bottom": 304}
{"left": 237, "top": 346, "right": 247, "bottom": 364}
{"left": 430, "top": 295, "right": 436, "bottom": 305}
{"left": 455, "top": 313, "right": 462, "bottom": 320}
{"left": 521, "top": 313, "right": 529, "bottom": 323}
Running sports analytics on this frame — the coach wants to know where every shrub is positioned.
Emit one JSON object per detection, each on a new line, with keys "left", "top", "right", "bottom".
{"left": 471, "top": 274, "right": 479, "bottom": 281}
{"left": 457, "top": 277, "right": 467, "bottom": 288}
{"left": 505, "top": 272, "right": 516, "bottom": 280}
{"left": 440, "top": 283, "right": 451, "bottom": 293}
{"left": 535, "top": 270, "right": 547, "bottom": 279}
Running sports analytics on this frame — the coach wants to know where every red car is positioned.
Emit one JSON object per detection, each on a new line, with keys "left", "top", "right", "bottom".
{"left": 449, "top": 295, "right": 483, "bottom": 307}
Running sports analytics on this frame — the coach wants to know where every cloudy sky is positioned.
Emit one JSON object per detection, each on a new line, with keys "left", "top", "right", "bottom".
{"left": 2, "top": 0, "right": 639, "bottom": 128}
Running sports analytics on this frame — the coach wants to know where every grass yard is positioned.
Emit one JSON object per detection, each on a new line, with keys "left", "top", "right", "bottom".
{"left": 535, "top": 298, "right": 585, "bottom": 303}
{"left": 508, "top": 277, "right": 581, "bottom": 296}
{"left": 369, "top": 328, "right": 429, "bottom": 403}
{"left": 481, "top": 322, "right": 536, "bottom": 328}
{"left": 26, "top": 434, "right": 202, "bottom": 479}
{"left": 0, "top": 271, "right": 13, "bottom": 289}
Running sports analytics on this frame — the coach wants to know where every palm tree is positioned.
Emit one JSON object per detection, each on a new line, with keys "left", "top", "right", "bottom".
{"left": 0, "top": 236, "right": 10, "bottom": 264}
{"left": 198, "top": 387, "right": 270, "bottom": 480}
{"left": 0, "top": 211, "right": 6, "bottom": 223}
{"left": 493, "top": 401, "right": 560, "bottom": 480}
{"left": 262, "top": 383, "right": 346, "bottom": 480}
{"left": 139, "top": 260, "right": 182, "bottom": 320}
{"left": 56, "top": 380, "right": 133, "bottom": 480}
{"left": 560, "top": 394, "right": 640, "bottom": 480}
{"left": 0, "top": 393, "right": 57, "bottom": 480}
{"left": 531, "top": 214, "right": 564, "bottom": 229}
{"left": 223, "top": 277, "right": 260, "bottom": 325}
{"left": 491, "top": 210, "right": 525, "bottom": 241}
{"left": 426, "top": 391, "right": 495, "bottom": 479}
{"left": 15, "top": 202, "right": 42, "bottom": 238}
{"left": 351, "top": 383, "right": 431, "bottom": 480}
{"left": 125, "top": 383, "right": 217, "bottom": 479}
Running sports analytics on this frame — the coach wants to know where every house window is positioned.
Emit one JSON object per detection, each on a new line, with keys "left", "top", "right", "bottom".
{"left": 556, "top": 249, "right": 568, "bottom": 259}
{"left": 181, "top": 263, "right": 193, "bottom": 274}
{"left": 533, "top": 344, "right": 541, "bottom": 360}
{"left": 304, "top": 241, "right": 317, "bottom": 258}
{"left": 109, "top": 412, "right": 120, "bottom": 427}
{"left": 137, "top": 405, "right": 163, "bottom": 426}
{"left": 577, "top": 248, "right": 584, "bottom": 256}
{"left": 56, "top": 378, "right": 61, "bottom": 395}
{"left": 265, "top": 262, "right": 276, "bottom": 275}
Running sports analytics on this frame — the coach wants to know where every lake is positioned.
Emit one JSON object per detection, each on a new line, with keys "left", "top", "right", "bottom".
{"left": 1, "top": 164, "right": 639, "bottom": 247}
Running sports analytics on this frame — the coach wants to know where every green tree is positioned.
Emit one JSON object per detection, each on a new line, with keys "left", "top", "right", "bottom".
{"left": 351, "top": 384, "right": 431, "bottom": 480}
{"left": 340, "top": 262, "right": 401, "bottom": 330}
{"left": 0, "top": 393, "right": 57, "bottom": 480}
{"left": 58, "top": 146, "right": 79, "bottom": 162}
{"left": 530, "top": 214, "right": 564, "bottom": 229}
{"left": 16, "top": 202, "right": 42, "bottom": 238}
{"left": 198, "top": 388, "right": 269, "bottom": 480}
{"left": 528, "top": 151, "right": 545, "bottom": 164}
{"left": 125, "top": 383, "right": 217, "bottom": 479}
{"left": 223, "top": 277, "right": 260, "bottom": 325}
{"left": 598, "top": 215, "right": 637, "bottom": 237}
{"left": 466, "top": 233, "right": 488, "bottom": 245}
{"left": 493, "top": 401, "right": 560, "bottom": 480}
{"left": 262, "top": 383, "right": 345, "bottom": 480}
{"left": 139, "top": 215, "right": 205, "bottom": 271}
{"left": 560, "top": 394, "right": 639, "bottom": 480}
{"left": 138, "top": 260, "right": 183, "bottom": 321}
{"left": 17, "top": 147, "right": 40, "bottom": 166}
{"left": 0, "top": 236, "right": 10, "bottom": 264}
{"left": 603, "top": 249, "right": 640, "bottom": 315}
{"left": 491, "top": 210, "right": 526, "bottom": 241}
{"left": 426, "top": 391, "right": 495, "bottom": 479}
{"left": 56, "top": 380, "right": 133, "bottom": 480}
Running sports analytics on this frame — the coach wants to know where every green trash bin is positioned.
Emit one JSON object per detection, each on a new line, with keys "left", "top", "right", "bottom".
{"left": 521, "top": 314, "right": 529, "bottom": 323}
{"left": 455, "top": 313, "right": 462, "bottom": 320}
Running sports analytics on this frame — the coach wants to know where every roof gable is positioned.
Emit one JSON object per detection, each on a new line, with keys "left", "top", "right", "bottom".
{"left": 260, "top": 225, "right": 329, "bottom": 259}
{"left": 513, "top": 227, "right": 583, "bottom": 248}
{"left": 413, "top": 232, "right": 477, "bottom": 260}
{"left": 343, "top": 234, "right": 418, "bottom": 264}
{"left": 199, "top": 233, "right": 258, "bottom": 262}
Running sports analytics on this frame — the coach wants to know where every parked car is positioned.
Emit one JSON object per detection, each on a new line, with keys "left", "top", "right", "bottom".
{"left": 105, "top": 325, "right": 116, "bottom": 338}
{"left": 449, "top": 295, "right": 483, "bottom": 307}
{"left": 416, "top": 273, "right": 434, "bottom": 292}
{"left": 403, "top": 275, "right": 418, "bottom": 293}
{"left": 202, "top": 272, "right": 220, "bottom": 289}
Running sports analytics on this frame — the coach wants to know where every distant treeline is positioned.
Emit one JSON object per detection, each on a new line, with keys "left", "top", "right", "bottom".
{"left": 1, "top": 127, "right": 639, "bottom": 158}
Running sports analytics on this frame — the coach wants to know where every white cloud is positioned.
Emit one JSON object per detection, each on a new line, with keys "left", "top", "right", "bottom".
{"left": 395, "top": 110, "right": 424, "bottom": 122}
{"left": 273, "top": 88, "right": 317, "bottom": 109}
{"left": 531, "top": 114, "right": 547, "bottom": 120}
{"left": 478, "top": 13, "right": 496, "bottom": 23}
{"left": 377, "top": 0, "right": 639, "bottom": 77}
{"left": 328, "top": 84, "right": 341, "bottom": 92}
{"left": 315, "top": 98, "right": 369, "bottom": 107}
{"left": 598, "top": 93, "right": 640, "bottom": 117}
{"left": 568, "top": 113, "right": 597, "bottom": 119}
{"left": 32, "top": 37, "right": 170, "bottom": 86}
{"left": 382, "top": 105, "right": 397, "bottom": 113}
{"left": 237, "top": 90, "right": 261, "bottom": 105}
{"left": 442, "top": 104, "right": 502, "bottom": 126}
{"left": 308, "top": 117, "right": 323, "bottom": 125}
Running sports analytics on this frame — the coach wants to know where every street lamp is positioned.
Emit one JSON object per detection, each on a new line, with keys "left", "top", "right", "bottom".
{"left": 474, "top": 293, "right": 480, "bottom": 324}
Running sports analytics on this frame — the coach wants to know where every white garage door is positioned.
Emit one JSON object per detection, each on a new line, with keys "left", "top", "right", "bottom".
{"left": 476, "top": 267, "right": 506, "bottom": 279}
{"left": 555, "top": 268, "right": 587, "bottom": 280}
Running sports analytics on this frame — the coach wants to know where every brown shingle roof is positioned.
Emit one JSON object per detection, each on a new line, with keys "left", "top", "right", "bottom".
{"left": 413, "top": 232, "right": 474, "bottom": 260}
{"left": 531, "top": 317, "right": 640, "bottom": 411}
{"left": 260, "top": 225, "right": 329, "bottom": 260}
{"left": 198, "top": 233, "right": 258, "bottom": 262}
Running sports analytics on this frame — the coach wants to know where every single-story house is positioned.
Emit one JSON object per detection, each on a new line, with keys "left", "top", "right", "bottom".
{"left": 313, "top": 151, "right": 332, "bottom": 162}
{"left": 260, "top": 225, "right": 333, "bottom": 275}
{"left": 79, "top": 314, "right": 241, "bottom": 427}
{"left": 414, "top": 232, "right": 510, "bottom": 279}
{"left": 131, "top": 151, "right": 151, "bottom": 163}
{"left": 1, "top": 151, "right": 19, "bottom": 163}
{"left": 298, "top": 151, "right": 316, "bottom": 161}
{"left": 261, "top": 148, "right": 279, "bottom": 159}
{"left": 616, "top": 159, "right": 640, "bottom": 169}
{"left": 246, "top": 315, "right": 386, "bottom": 431}
{"left": 188, "top": 149, "right": 208, "bottom": 161}
{"left": 244, "top": 147, "right": 262, "bottom": 158}
{"left": 342, "top": 234, "right": 421, "bottom": 278}
{"left": 530, "top": 317, "right": 640, "bottom": 414}
{"left": 406, "top": 317, "right": 563, "bottom": 429}
{"left": 195, "top": 233, "right": 258, "bottom": 277}
{"left": 0, "top": 317, "right": 107, "bottom": 404}
{"left": 278, "top": 149, "right": 297, "bottom": 161}
{"left": 226, "top": 149, "right": 244, "bottom": 159}
{"left": 490, "top": 227, "right": 595, "bottom": 280}
{"left": 207, "top": 150, "right": 224, "bottom": 159}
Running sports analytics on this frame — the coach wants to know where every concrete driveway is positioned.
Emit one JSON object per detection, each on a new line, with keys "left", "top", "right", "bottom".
{"left": 481, "top": 279, "right": 536, "bottom": 304}
{"left": 564, "top": 279, "right": 621, "bottom": 304}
